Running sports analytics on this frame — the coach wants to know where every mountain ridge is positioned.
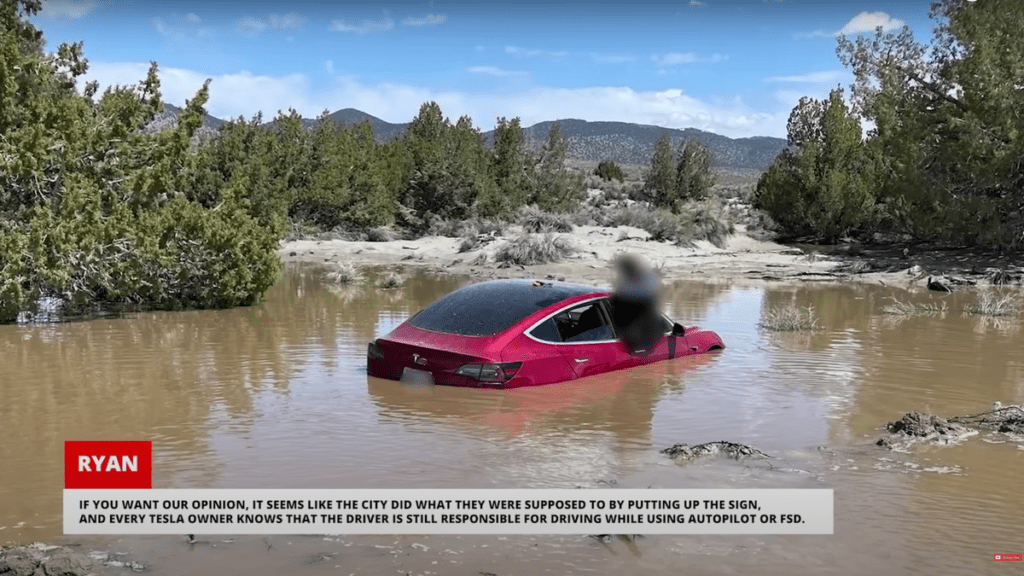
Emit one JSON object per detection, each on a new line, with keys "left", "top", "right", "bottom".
{"left": 151, "top": 104, "right": 785, "bottom": 170}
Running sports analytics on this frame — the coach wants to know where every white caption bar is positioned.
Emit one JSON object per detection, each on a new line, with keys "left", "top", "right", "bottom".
{"left": 64, "top": 489, "right": 833, "bottom": 535}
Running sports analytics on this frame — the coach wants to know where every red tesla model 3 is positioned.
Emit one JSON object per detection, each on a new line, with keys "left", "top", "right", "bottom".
{"left": 366, "top": 279, "right": 725, "bottom": 388}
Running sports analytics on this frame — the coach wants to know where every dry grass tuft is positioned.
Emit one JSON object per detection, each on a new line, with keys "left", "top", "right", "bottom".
{"left": 882, "top": 297, "right": 948, "bottom": 316}
{"left": 760, "top": 305, "right": 822, "bottom": 331}
{"left": 325, "top": 263, "right": 361, "bottom": 285}
{"left": 378, "top": 272, "right": 403, "bottom": 289}
{"left": 964, "top": 290, "right": 1020, "bottom": 317}
{"left": 518, "top": 206, "right": 575, "bottom": 233}
{"left": 495, "top": 233, "right": 575, "bottom": 266}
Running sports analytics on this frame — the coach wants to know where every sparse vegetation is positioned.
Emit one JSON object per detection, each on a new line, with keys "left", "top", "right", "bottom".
{"left": 760, "top": 305, "right": 822, "bottom": 331}
{"left": 378, "top": 272, "right": 403, "bottom": 289}
{"left": 326, "top": 263, "right": 361, "bottom": 285}
{"left": 601, "top": 200, "right": 734, "bottom": 248}
{"left": 964, "top": 291, "right": 1020, "bottom": 317}
{"left": 518, "top": 206, "right": 574, "bottom": 233}
{"left": 882, "top": 298, "right": 948, "bottom": 316}
{"left": 494, "top": 233, "right": 575, "bottom": 265}
{"left": 364, "top": 226, "right": 400, "bottom": 242}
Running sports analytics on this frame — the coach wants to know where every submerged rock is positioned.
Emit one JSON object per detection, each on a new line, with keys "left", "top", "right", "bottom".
{"left": 662, "top": 441, "right": 770, "bottom": 461}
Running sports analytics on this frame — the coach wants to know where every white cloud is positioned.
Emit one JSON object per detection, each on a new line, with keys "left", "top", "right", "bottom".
{"left": 39, "top": 0, "right": 100, "bottom": 18}
{"left": 236, "top": 13, "right": 307, "bottom": 37}
{"left": 839, "top": 11, "right": 905, "bottom": 35}
{"left": 81, "top": 61, "right": 790, "bottom": 138}
{"left": 325, "top": 61, "right": 334, "bottom": 75}
{"left": 268, "top": 13, "right": 307, "bottom": 29}
{"left": 652, "top": 52, "right": 726, "bottom": 66}
{"left": 468, "top": 66, "right": 528, "bottom": 78}
{"left": 505, "top": 46, "right": 569, "bottom": 59}
{"left": 329, "top": 15, "right": 395, "bottom": 34}
{"left": 765, "top": 70, "right": 844, "bottom": 83}
{"left": 401, "top": 13, "right": 447, "bottom": 26}
{"left": 794, "top": 30, "right": 831, "bottom": 39}
{"left": 153, "top": 13, "right": 213, "bottom": 41}
{"left": 235, "top": 17, "right": 267, "bottom": 37}
{"left": 653, "top": 52, "right": 698, "bottom": 66}
{"left": 799, "top": 11, "right": 906, "bottom": 39}
{"left": 689, "top": 0, "right": 707, "bottom": 6}
{"left": 592, "top": 53, "right": 636, "bottom": 64}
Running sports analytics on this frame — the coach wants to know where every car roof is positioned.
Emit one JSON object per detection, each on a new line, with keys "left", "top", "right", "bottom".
{"left": 408, "top": 279, "right": 608, "bottom": 337}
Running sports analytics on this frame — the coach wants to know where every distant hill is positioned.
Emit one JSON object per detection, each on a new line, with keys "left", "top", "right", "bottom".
{"left": 325, "top": 108, "right": 408, "bottom": 141}
{"left": 485, "top": 119, "right": 785, "bottom": 170}
{"left": 144, "top": 103, "right": 225, "bottom": 136}
{"left": 148, "top": 106, "right": 785, "bottom": 170}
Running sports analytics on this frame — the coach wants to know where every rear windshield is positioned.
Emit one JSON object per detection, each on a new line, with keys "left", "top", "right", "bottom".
{"left": 409, "top": 280, "right": 597, "bottom": 336}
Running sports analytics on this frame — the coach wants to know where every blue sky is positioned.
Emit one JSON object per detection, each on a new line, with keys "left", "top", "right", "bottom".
{"left": 31, "top": 0, "right": 938, "bottom": 138}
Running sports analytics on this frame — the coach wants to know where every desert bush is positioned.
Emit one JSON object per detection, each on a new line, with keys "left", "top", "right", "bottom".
{"left": 675, "top": 199, "right": 735, "bottom": 248}
{"left": 458, "top": 235, "right": 481, "bottom": 253}
{"left": 518, "top": 206, "right": 574, "bottom": 233}
{"left": 494, "top": 233, "right": 575, "bottom": 265}
{"left": 594, "top": 159, "right": 626, "bottom": 182}
{"left": 364, "top": 226, "right": 400, "bottom": 242}
{"left": 326, "top": 263, "right": 361, "bottom": 284}
{"left": 603, "top": 201, "right": 733, "bottom": 247}
{"left": 760, "top": 305, "right": 822, "bottom": 331}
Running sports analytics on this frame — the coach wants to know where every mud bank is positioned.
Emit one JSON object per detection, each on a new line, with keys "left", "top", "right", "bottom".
{"left": 280, "top": 225, "right": 1022, "bottom": 289}
{"left": 0, "top": 543, "right": 145, "bottom": 576}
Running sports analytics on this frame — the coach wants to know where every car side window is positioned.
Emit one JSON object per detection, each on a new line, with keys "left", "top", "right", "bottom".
{"left": 553, "top": 302, "right": 614, "bottom": 343}
{"left": 530, "top": 318, "right": 562, "bottom": 343}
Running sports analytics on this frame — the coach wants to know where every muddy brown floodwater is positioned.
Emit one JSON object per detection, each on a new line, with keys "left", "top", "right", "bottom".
{"left": 2, "top": 265, "right": 1023, "bottom": 575}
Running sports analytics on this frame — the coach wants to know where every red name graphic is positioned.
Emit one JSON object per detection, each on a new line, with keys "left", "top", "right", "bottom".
{"left": 994, "top": 554, "right": 1023, "bottom": 562}
{"left": 64, "top": 441, "right": 152, "bottom": 489}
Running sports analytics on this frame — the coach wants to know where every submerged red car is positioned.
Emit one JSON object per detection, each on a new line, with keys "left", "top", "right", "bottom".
{"left": 366, "top": 279, "right": 725, "bottom": 388}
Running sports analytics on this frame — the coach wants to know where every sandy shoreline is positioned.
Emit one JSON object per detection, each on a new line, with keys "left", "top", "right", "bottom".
{"left": 278, "top": 224, "right": 1021, "bottom": 290}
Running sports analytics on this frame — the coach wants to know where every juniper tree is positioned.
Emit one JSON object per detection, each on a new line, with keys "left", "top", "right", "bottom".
{"left": 643, "top": 132, "right": 677, "bottom": 209}
{"left": 674, "top": 139, "right": 715, "bottom": 203}
{"left": 532, "top": 122, "right": 584, "bottom": 213}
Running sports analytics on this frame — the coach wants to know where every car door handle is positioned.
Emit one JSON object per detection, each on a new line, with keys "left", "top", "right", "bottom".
{"left": 574, "top": 358, "right": 590, "bottom": 363}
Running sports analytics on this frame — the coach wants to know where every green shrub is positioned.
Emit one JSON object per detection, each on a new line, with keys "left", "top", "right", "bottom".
{"left": 594, "top": 159, "right": 625, "bottom": 182}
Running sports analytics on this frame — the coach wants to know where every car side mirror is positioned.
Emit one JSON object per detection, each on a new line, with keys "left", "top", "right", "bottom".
{"left": 671, "top": 323, "right": 686, "bottom": 336}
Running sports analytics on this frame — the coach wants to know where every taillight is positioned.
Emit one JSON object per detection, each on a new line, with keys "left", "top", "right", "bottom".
{"left": 367, "top": 341, "right": 385, "bottom": 359}
{"left": 456, "top": 362, "right": 522, "bottom": 383}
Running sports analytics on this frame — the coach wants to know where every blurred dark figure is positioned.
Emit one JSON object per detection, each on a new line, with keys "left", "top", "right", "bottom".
{"left": 610, "top": 254, "right": 662, "bottom": 355}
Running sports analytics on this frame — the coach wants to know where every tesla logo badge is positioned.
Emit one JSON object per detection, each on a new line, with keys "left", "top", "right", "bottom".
{"left": 413, "top": 354, "right": 427, "bottom": 366}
